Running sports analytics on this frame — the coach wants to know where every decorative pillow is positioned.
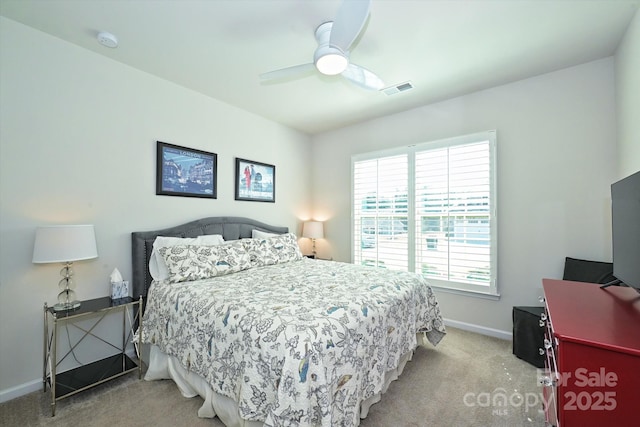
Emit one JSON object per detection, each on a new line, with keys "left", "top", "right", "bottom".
{"left": 149, "top": 234, "right": 225, "bottom": 281}
{"left": 252, "top": 229, "right": 279, "bottom": 239}
{"left": 244, "top": 233, "right": 303, "bottom": 267}
{"left": 158, "top": 240, "right": 251, "bottom": 283}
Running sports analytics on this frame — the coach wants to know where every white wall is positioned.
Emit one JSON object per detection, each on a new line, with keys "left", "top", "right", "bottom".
{"left": 0, "top": 18, "right": 311, "bottom": 399}
{"left": 615, "top": 8, "right": 640, "bottom": 178}
{"left": 310, "top": 58, "right": 617, "bottom": 334}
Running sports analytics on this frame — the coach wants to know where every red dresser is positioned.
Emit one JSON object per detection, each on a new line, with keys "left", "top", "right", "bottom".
{"left": 541, "top": 279, "right": 640, "bottom": 426}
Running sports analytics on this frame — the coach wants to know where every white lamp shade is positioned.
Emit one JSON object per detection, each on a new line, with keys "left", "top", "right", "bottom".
{"left": 302, "top": 221, "right": 324, "bottom": 239}
{"left": 32, "top": 225, "right": 98, "bottom": 263}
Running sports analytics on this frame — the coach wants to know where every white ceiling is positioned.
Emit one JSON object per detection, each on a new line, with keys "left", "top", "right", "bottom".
{"left": 1, "top": 0, "right": 638, "bottom": 135}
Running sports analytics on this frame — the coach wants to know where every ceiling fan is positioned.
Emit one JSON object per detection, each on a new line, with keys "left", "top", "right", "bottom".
{"left": 259, "top": 0, "right": 384, "bottom": 91}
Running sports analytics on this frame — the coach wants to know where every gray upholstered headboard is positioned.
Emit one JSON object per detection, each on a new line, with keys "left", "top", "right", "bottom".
{"left": 131, "top": 216, "right": 288, "bottom": 299}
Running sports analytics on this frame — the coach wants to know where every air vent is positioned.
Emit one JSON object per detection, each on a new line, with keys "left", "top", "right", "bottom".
{"left": 383, "top": 81, "right": 414, "bottom": 96}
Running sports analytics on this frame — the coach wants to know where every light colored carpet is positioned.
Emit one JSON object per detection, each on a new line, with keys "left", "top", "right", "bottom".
{"left": 0, "top": 327, "right": 546, "bottom": 426}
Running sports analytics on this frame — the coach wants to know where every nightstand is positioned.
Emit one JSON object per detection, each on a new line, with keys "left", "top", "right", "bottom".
{"left": 43, "top": 296, "right": 143, "bottom": 416}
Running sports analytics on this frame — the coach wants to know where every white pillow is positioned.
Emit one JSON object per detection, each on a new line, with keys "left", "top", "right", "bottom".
{"left": 149, "top": 234, "right": 225, "bottom": 281}
{"left": 252, "top": 229, "right": 279, "bottom": 239}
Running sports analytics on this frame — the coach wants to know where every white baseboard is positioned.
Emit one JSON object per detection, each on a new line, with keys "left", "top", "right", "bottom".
{"left": 444, "top": 318, "right": 513, "bottom": 341}
{"left": 0, "top": 378, "right": 41, "bottom": 404}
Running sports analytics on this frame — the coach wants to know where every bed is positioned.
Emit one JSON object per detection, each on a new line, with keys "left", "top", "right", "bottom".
{"left": 132, "top": 216, "right": 445, "bottom": 427}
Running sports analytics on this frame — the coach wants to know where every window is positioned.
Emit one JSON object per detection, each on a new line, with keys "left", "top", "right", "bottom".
{"left": 352, "top": 131, "right": 498, "bottom": 297}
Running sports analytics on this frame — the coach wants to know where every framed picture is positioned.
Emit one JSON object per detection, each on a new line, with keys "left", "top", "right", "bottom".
{"left": 235, "top": 158, "right": 275, "bottom": 202}
{"left": 156, "top": 141, "right": 217, "bottom": 199}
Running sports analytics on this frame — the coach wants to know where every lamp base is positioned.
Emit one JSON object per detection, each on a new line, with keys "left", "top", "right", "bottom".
{"left": 53, "top": 300, "right": 81, "bottom": 311}
{"left": 56, "top": 273, "right": 80, "bottom": 311}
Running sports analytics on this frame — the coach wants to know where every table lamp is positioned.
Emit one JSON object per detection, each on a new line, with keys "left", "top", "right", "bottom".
{"left": 302, "top": 221, "right": 324, "bottom": 258}
{"left": 33, "top": 225, "right": 98, "bottom": 311}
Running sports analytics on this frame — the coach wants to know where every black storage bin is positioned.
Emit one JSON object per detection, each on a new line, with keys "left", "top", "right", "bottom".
{"left": 512, "top": 306, "right": 545, "bottom": 368}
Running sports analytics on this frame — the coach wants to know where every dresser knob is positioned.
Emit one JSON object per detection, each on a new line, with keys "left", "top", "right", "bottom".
{"left": 539, "top": 348, "right": 545, "bottom": 356}
{"left": 540, "top": 313, "right": 547, "bottom": 321}
{"left": 539, "top": 319, "right": 546, "bottom": 327}
{"left": 544, "top": 339, "right": 552, "bottom": 349}
{"left": 539, "top": 376, "right": 557, "bottom": 387}
{"left": 538, "top": 296, "right": 545, "bottom": 303}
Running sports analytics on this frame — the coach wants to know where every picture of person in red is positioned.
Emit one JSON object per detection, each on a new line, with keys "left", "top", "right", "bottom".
{"left": 244, "top": 164, "right": 251, "bottom": 192}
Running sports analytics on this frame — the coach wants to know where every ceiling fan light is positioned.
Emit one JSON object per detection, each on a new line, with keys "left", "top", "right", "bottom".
{"left": 316, "top": 53, "right": 348, "bottom": 75}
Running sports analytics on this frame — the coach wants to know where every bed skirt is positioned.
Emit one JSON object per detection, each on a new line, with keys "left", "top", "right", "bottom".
{"left": 144, "top": 333, "right": 427, "bottom": 427}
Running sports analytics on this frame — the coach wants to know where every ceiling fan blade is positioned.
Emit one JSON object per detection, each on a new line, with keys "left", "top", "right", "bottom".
{"left": 260, "top": 63, "right": 316, "bottom": 82}
{"left": 330, "top": 0, "right": 371, "bottom": 52}
{"left": 341, "top": 63, "right": 384, "bottom": 91}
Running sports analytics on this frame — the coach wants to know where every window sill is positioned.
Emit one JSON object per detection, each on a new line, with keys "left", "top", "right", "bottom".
{"left": 429, "top": 284, "right": 501, "bottom": 301}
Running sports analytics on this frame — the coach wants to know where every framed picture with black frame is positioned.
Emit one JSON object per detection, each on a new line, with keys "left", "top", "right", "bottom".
{"left": 235, "top": 158, "right": 275, "bottom": 202}
{"left": 156, "top": 141, "right": 217, "bottom": 199}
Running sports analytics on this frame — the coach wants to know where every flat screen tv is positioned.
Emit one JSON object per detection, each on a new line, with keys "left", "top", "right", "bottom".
{"left": 609, "top": 170, "right": 640, "bottom": 294}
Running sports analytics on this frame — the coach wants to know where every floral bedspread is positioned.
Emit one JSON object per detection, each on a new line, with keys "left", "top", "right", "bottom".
{"left": 141, "top": 258, "right": 445, "bottom": 427}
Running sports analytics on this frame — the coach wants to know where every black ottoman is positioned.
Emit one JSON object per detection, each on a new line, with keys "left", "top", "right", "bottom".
{"left": 512, "top": 306, "right": 545, "bottom": 368}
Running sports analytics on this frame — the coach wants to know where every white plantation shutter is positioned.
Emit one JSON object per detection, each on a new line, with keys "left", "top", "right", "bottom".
{"left": 353, "top": 153, "right": 409, "bottom": 270}
{"left": 353, "top": 131, "right": 497, "bottom": 297}
{"left": 415, "top": 140, "right": 494, "bottom": 292}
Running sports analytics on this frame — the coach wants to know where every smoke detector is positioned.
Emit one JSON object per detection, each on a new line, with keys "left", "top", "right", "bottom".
{"left": 97, "top": 32, "right": 118, "bottom": 48}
